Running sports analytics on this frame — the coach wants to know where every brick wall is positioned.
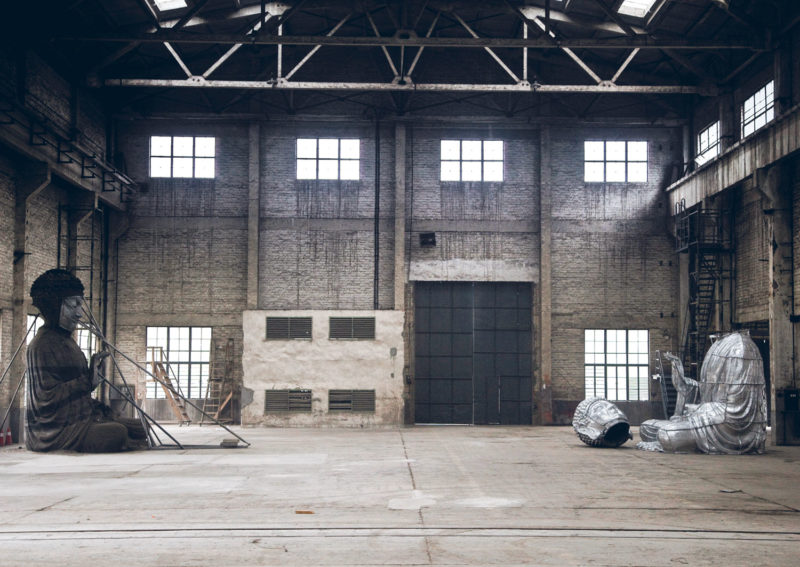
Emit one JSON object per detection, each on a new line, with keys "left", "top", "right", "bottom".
{"left": 407, "top": 126, "right": 539, "bottom": 282}
{"left": 549, "top": 127, "right": 681, "bottom": 411}
{"left": 733, "top": 187, "right": 769, "bottom": 323}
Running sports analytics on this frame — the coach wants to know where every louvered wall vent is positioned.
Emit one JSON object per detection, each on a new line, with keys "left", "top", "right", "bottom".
{"left": 328, "top": 389, "right": 376, "bottom": 412}
{"left": 329, "top": 317, "right": 376, "bottom": 340}
{"left": 266, "top": 317, "right": 312, "bottom": 340}
{"left": 265, "top": 389, "right": 312, "bottom": 413}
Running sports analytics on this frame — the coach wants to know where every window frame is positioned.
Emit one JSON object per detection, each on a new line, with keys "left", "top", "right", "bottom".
{"left": 740, "top": 80, "right": 775, "bottom": 138}
{"left": 149, "top": 135, "right": 216, "bottom": 179}
{"left": 696, "top": 121, "right": 720, "bottom": 166}
{"left": 440, "top": 139, "right": 504, "bottom": 182}
{"left": 584, "top": 140, "right": 648, "bottom": 183}
{"left": 296, "top": 138, "right": 360, "bottom": 180}
{"left": 584, "top": 329, "right": 650, "bottom": 401}
{"left": 145, "top": 326, "right": 211, "bottom": 399}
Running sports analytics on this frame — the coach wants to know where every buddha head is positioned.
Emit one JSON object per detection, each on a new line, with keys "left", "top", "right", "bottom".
{"left": 30, "top": 269, "right": 85, "bottom": 333}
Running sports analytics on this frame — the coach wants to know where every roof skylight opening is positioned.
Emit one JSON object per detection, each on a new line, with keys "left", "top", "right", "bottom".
{"left": 154, "top": 0, "right": 187, "bottom": 11}
{"left": 617, "top": 0, "right": 657, "bottom": 18}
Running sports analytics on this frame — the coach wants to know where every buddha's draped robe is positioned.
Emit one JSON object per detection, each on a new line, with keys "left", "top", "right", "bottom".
{"left": 25, "top": 326, "right": 95, "bottom": 451}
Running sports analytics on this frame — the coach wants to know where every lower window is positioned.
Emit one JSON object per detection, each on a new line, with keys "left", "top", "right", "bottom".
{"left": 584, "top": 329, "right": 649, "bottom": 401}
{"left": 146, "top": 327, "right": 211, "bottom": 399}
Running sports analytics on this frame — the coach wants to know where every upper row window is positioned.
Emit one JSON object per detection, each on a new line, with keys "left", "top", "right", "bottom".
{"left": 150, "top": 136, "right": 215, "bottom": 178}
{"left": 440, "top": 140, "right": 504, "bottom": 182}
{"left": 741, "top": 80, "right": 774, "bottom": 138}
{"left": 297, "top": 138, "right": 360, "bottom": 180}
{"left": 584, "top": 141, "right": 647, "bottom": 183}
{"left": 696, "top": 121, "right": 720, "bottom": 166}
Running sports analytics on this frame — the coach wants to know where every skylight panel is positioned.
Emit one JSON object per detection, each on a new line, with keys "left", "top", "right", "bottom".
{"left": 154, "top": 0, "right": 187, "bottom": 11}
{"left": 617, "top": 0, "right": 657, "bottom": 18}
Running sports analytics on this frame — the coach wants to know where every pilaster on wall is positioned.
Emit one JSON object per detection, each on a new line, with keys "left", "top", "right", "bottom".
{"left": 538, "top": 127, "right": 553, "bottom": 424}
{"left": 247, "top": 123, "right": 260, "bottom": 310}
{"left": 394, "top": 123, "right": 406, "bottom": 312}
{"left": 759, "top": 165, "right": 795, "bottom": 444}
{"left": 9, "top": 160, "right": 50, "bottom": 441}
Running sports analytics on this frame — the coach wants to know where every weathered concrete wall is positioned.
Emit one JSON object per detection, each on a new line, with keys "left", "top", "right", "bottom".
{"left": 241, "top": 310, "right": 405, "bottom": 427}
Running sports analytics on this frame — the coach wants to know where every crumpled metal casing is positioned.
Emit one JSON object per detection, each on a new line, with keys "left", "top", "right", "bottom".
{"left": 573, "top": 397, "right": 632, "bottom": 448}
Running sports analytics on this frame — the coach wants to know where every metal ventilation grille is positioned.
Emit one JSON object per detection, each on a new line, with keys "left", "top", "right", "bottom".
{"left": 266, "top": 317, "right": 312, "bottom": 340}
{"left": 329, "top": 317, "right": 376, "bottom": 340}
{"left": 328, "top": 389, "right": 376, "bottom": 412}
{"left": 265, "top": 389, "right": 312, "bottom": 412}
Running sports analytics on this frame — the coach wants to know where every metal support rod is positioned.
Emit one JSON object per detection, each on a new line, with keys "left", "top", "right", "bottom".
{"left": 284, "top": 14, "right": 350, "bottom": 81}
{"left": 451, "top": 11, "right": 520, "bottom": 83}
{"left": 406, "top": 11, "right": 440, "bottom": 78}
{"left": 0, "top": 315, "right": 39, "bottom": 390}
{"left": 365, "top": 9, "right": 400, "bottom": 78}
{"left": 523, "top": 23, "right": 528, "bottom": 82}
{"left": 164, "top": 42, "right": 193, "bottom": 78}
{"left": 0, "top": 371, "right": 26, "bottom": 434}
{"left": 277, "top": 25, "right": 283, "bottom": 79}
{"left": 202, "top": 18, "right": 268, "bottom": 79}
{"left": 611, "top": 48, "right": 640, "bottom": 83}
{"left": 530, "top": 17, "right": 603, "bottom": 84}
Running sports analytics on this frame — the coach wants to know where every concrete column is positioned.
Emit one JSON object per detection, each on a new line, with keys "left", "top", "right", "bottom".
{"left": 8, "top": 161, "right": 50, "bottom": 443}
{"left": 538, "top": 127, "right": 553, "bottom": 424}
{"left": 394, "top": 123, "right": 406, "bottom": 311}
{"left": 246, "top": 123, "right": 261, "bottom": 310}
{"left": 759, "top": 165, "right": 794, "bottom": 444}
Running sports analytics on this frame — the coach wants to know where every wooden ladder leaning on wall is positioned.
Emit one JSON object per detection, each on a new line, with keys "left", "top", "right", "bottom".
{"left": 148, "top": 347, "right": 192, "bottom": 425}
{"left": 201, "top": 338, "right": 234, "bottom": 425}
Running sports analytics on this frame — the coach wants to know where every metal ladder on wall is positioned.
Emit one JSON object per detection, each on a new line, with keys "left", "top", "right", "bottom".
{"left": 201, "top": 338, "right": 234, "bottom": 425}
{"left": 674, "top": 203, "right": 733, "bottom": 382}
{"left": 148, "top": 347, "right": 191, "bottom": 425}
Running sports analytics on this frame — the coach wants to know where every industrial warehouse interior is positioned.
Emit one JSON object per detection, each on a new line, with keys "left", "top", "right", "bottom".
{"left": 1, "top": 0, "right": 800, "bottom": 564}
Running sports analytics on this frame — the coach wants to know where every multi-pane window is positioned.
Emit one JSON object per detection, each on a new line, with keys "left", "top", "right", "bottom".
{"left": 696, "top": 121, "right": 720, "bottom": 166}
{"left": 296, "top": 138, "right": 360, "bottom": 180}
{"left": 25, "top": 314, "right": 44, "bottom": 345}
{"left": 585, "top": 329, "right": 649, "bottom": 401}
{"left": 150, "top": 136, "right": 215, "bottom": 178}
{"left": 146, "top": 327, "right": 211, "bottom": 399}
{"left": 584, "top": 141, "right": 647, "bottom": 183}
{"left": 440, "top": 140, "right": 504, "bottom": 182}
{"left": 741, "top": 81, "right": 774, "bottom": 138}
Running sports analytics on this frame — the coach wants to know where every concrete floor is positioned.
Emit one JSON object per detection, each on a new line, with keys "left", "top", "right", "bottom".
{"left": 1, "top": 425, "right": 799, "bottom": 566}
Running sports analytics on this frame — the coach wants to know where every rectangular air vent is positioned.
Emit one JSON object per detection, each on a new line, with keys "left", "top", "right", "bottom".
{"left": 266, "top": 317, "right": 312, "bottom": 340}
{"left": 265, "top": 389, "right": 312, "bottom": 412}
{"left": 328, "top": 389, "right": 376, "bottom": 412}
{"left": 329, "top": 317, "right": 375, "bottom": 340}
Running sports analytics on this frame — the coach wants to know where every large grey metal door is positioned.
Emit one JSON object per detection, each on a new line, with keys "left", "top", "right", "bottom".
{"left": 414, "top": 282, "right": 532, "bottom": 424}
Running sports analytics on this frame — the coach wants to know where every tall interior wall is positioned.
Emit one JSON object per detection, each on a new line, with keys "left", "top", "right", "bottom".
{"left": 549, "top": 127, "right": 681, "bottom": 424}
{"left": 114, "top": 119, "right": 681, "bottom": 426}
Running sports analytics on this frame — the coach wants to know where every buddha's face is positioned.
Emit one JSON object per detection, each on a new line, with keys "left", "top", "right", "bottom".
{"left": 58, "top": 296, "right": 84, "bottom": 333}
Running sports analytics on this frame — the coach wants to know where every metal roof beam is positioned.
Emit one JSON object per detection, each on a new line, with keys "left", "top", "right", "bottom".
{"left": 64, "top": 31, "right": 764, "bottom": 49}
{"left": 100, "top": 77, "right": 711, "bottom": 94}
